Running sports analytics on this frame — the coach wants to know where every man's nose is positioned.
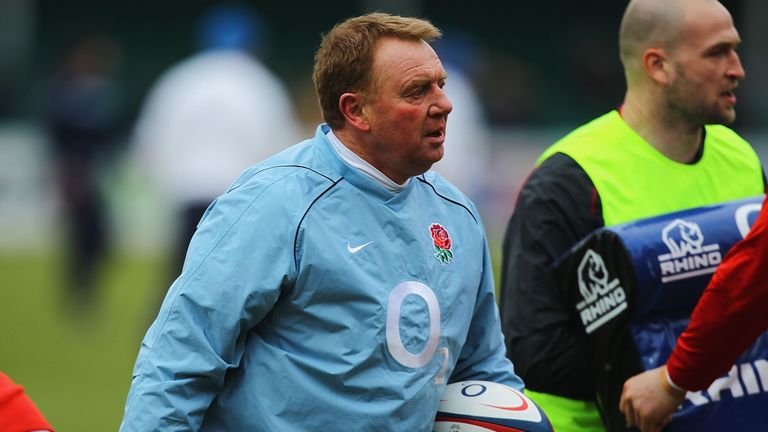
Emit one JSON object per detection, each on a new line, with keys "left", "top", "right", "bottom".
{"left": 429, "top": 86, "right": 452, "bottom": 117}
{"left": 728, "top": 51, "right": 746, "bottom": 82}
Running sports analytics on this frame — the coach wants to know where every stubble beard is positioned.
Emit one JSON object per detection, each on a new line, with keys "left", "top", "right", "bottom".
{"left": 667, "top": 71, "right": 736, "bottom": 126}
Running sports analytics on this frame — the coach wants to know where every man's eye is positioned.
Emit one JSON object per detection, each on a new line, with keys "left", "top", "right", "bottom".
{"left": 709, "top": 47, "right": 731, "bottom": 57}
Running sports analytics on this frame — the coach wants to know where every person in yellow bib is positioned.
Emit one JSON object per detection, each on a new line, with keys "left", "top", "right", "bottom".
{"left": 498, "top": 0, "right": 766, "bottom": 431}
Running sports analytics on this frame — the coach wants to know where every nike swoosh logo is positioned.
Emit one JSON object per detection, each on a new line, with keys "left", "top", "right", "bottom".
{"left": 347, "top": 241, "right": 374, "bottom": 254}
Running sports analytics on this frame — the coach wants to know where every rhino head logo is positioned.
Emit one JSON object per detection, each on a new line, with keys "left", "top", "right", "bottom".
{"left": 662, "top": 219, "right": 704, "bottom": 258}
{"left": 578, "top": 249, "right": 609, "bottom": 303}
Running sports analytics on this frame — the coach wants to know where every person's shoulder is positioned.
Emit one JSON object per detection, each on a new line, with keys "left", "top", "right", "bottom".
{"left": 704, "top": 124, "right": 752, "bottom": 147}
{"left": 214, "top": 137, "right": 339, "bottom": 213}
{"left": 191, "top": 138, "right": 339, "bottom": 242}
{"left": 420, "top": 171, "right": 481, "bottom": 222}
{"left": 703, "top": 124, "right": 762, "bottom": 177}
{"left": 538, "top": 111, "right": 621, "bottom": 165}
{"left": 524, "top": 152, "right": 595, "bottom": 198}
{"left": 558, "top": 111, "right": 621, "bottom": 142}
{"left": 704, "top": 124, "right": 762, "bottom": 164}
{"left": 0, "top": 373, "right": 53, "bottom": 432}
{"left": 421, "top": 170, "right": 470, "bottom": 200}
{"left": 234, "top": 138, "right": 339, "bottom": 192}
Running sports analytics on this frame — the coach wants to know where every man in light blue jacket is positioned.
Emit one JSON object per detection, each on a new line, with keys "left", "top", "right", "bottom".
{"left": 120, "top": 12, "right": 523, "bottom": 431}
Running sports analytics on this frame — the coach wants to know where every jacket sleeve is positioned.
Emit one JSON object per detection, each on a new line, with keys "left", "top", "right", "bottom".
{"left": 119, "top": 175, "right": 298, "bottom": 431}
{"left": 0, "top": 372, "right": 53, "bottom": 432}
{"left": 498, "top": 153, "right": 604, "bottom": 399}
{"left": 451, "top": 230, "right": 525, "bottom": 391}
{"left": 667, "top": 196, "right": 768, "bottom": 391}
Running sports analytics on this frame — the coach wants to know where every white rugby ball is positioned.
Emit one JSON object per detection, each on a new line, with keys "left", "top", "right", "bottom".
{"left": 434, "top": 381, "right": 554, "bottom": 432}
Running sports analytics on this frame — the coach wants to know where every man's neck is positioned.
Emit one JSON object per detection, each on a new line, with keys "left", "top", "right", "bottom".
{"left": 621, "top": 97, "right": 703, "bottom": 164}
{"left": 328, "top": 129, "right": 409, "bottom": 191}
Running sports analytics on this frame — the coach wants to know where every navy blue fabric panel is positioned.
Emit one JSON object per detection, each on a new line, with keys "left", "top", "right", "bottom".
{"left": 610, "top": 196, "right": 764, "bottom": 322}
{"left": 613, "top": 196, "right": 767, "bottom": 431}
{"left": 635, "top": 326, "right": 768, "bottom": 431}
{"left": 553, "top": 195, "right": 766, "bottom": 431}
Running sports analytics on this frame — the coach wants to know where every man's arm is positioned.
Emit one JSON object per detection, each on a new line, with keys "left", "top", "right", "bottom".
{"left": 120, "top": 176, "right": 297, "bottom": 431}
{"left": 498, "top": 153, "right": 603, "bottom": 399}
{"left": 668, "top": 196, "right": 768, "bottom": 388}
{"left": 620, "top": 197, "right": 768, "bottom": 432}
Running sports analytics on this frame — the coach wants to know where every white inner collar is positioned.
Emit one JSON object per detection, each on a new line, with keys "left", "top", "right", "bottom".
{"left": 327, "top": 129, "right": 409, "bottom": 192}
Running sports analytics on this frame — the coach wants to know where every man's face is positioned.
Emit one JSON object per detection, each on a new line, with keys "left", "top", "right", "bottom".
{"left": 666, "top": 3, "right": 745, "bottom": 125}
{"left": 361, "top": 38, "right": 452, "bottom": 183}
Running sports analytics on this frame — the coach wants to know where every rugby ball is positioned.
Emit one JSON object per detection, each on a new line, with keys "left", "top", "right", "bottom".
{"left": 434, "top": 381, "right": 554, "bottom": 432}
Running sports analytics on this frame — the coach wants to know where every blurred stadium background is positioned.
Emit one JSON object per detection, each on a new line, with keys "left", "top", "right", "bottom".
{"left": 1, "top": 1, "right": 766, "bottom": 430}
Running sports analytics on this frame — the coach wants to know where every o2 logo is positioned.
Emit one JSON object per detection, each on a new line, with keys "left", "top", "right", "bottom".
{"left": 385, "top": 281, "right": 449, "bottom": 383}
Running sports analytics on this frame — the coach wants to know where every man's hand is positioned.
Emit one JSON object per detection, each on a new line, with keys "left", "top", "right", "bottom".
{"left": 619, "top": 366, "right": 686, "bottom": 432}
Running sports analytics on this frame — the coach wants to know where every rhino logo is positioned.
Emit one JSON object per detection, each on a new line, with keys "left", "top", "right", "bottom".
{"left": 575, "top": 248, "right": 627, "bottom": 333}
{"left": 578, "top": 249, "right": 609, "bottom": 304}
{"left": 662, "top": 219, "right": 704, "bottom": 258}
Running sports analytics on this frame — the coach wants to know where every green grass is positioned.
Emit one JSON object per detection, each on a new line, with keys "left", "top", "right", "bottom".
{"left": 0, "top": 250, "right": 167, "bottom": 432}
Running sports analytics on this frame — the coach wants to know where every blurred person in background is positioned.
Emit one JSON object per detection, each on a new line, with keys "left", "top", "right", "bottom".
{"left": 131, "top": 3, "right": 301, "bottom": 297}
{"left": 0, "top": 371, "right": 53, "bottom": 431}
{"left": 120, "top": 12, "right": 523, "bottom": 431}
{"left": 45, "top": 35, "right": 123, "bottom": 312}
{"left": 430, "top": 29, "right": 491, "bottom": 204}
{"left": 498, "top": 0, "right": 765, "bottom": 430}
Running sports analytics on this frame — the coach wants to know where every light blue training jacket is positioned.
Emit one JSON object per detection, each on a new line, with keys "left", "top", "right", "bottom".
{"left": 120, "top": 124, "right": 523, "bottom": 431}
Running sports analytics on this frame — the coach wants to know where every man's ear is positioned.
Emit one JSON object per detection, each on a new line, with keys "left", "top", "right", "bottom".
{"left": 643, "top": 48, "right": 672, "bottom": 85}
{"left": 339, "top": 92, "right": 370, "bottom": 132}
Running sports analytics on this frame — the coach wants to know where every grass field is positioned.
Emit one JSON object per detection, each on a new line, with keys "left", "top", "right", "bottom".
{"left": 0, "top": 250, "right": 167, "bottom": 431}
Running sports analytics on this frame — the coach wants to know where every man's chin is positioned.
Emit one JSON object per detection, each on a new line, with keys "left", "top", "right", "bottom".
{"left": 418, "top": 159, "right": 443, "bottom": 176}
{"left": 718, "top": 112, "right": 736, "bottom": 125}
{"left": 703, "top": 108, "right": 736, "bottom": 125}
{"left": 432, "top": 146, "right": 445, "bottom": 161}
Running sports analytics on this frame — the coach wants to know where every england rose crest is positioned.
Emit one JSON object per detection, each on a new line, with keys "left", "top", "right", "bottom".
{"left": 429, "top": 223, "right": 453, "bottom": 264}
